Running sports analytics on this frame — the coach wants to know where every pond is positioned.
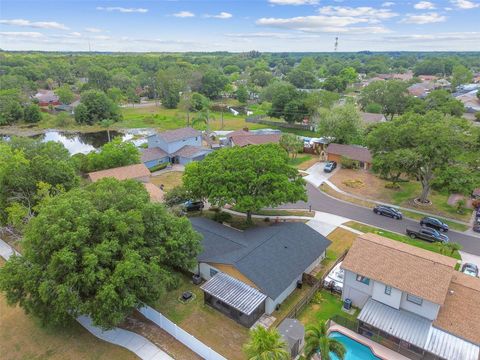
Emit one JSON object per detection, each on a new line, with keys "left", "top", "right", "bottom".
{"left": 28, "top": 129, "right": 153, "bottom": 155}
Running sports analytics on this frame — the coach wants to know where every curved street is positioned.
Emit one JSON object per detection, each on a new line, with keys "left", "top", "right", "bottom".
{"left": 283, "top": 183, "right": 480, "bottom": 256}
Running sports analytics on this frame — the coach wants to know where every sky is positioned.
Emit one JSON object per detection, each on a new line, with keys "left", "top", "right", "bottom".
{"left": 0, "top": 0, "right": 479, "bottom": 52}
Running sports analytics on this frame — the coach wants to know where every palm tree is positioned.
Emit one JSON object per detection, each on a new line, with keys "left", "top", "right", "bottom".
{"left": 192, "top": 109, "right": 215, "bottom": 134}
{"left": 304, "top": 322, "right": 346, "bottom": 360}
{"left": 243, "top": 326, "right": 290, "bottom": 360}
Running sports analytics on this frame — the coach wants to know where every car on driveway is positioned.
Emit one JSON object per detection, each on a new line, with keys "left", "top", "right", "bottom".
{"left": 183, "top": 200, "right": 204, "bottom": 212}
{"left": 406, "top": 227, "right": 449, "bottom": 243}
{"left": 373, "top": 205, "right": 403, "bottom": 220}
{"left": 461, "top": 263, "right": 479, "bottom": 277}
{"left": 420, "top": 216, "right": 449, "bottom": 232}
{"left": 323, "top": 161, "right": 337, "bottom": 173}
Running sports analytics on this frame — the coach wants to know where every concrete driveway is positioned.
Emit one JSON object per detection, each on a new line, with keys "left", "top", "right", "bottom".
{"left": 303, "top": 162, "right": 338, "bottom": 187}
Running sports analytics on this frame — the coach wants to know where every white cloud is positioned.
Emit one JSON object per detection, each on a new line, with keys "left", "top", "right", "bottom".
{"left": 318, "top": 6, "right": 398, "bottom": 21}
{"left": 382, "top": 2, "right": 395, "bottom": 7}
{"left": 268, "top": 0, "right": 319, "bottom": 5}
{"left": 0, "top": 18, "right": 68, "bottom": 30}
{"left": 85, "top": 27, "right": 102, "bottom": 33}
{"left": 401, "top": 12, "right": 446, "bottom": 24}
{"left": 0, "top": 31, "right": 44, "bottom": 38}
{"left": 173, "top": 11, "right": 195, "bottom": 18}
{"left": 384, "top": 32, "right": 480, "bottom": 42}
{"left": 206, "top": 12, "right": 233, "bottom": 19}
{"left": 450, "top": 0, "right": 479, "bottom": 8}
{"left": 414, "top": 1, "right": 436, "bottom": 9}
{"left": 96, "top": 7, "right": 148, "bottom": 13}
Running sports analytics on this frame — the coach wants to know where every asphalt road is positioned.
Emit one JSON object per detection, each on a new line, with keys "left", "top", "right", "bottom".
{"left": 283, "top": 183, "right": 480, "bottom": 256}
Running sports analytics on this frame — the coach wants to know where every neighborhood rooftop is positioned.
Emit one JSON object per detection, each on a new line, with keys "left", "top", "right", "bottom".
{"left": 140, "top": 147, "right": 168, "bottom": 163}
{"left": 191, "top": 217, "right": 331, "bottom": 299}
{"left": 342, "top": 233, "right": 457, "bottom": 305}
{"left": 326, "top": 143, "right": 372, "bottom": 164}
{"left": 150, "top": 127, "right": 200, "bottom": 143}
{"left": 230, "top": 133, "right": 281, "bottom": 147}
{"left": 87, "top": 163, "right": 150, "bottom": 182}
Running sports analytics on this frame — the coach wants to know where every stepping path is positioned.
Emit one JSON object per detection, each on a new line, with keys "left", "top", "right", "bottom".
{"left": 0, "top": 238, "right": 173, "bottom": 360}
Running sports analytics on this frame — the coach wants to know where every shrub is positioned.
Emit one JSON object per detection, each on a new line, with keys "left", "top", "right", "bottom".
{"left": 213, "top": 211, "right": 233, "bottom": 223}
{"left": 340, "top": 156, "right": 359, "bottom": 169}
{"left": 149, "top": 162, "right": 169, "bottom": 172}
{"left": 342, "top": 179, "right": 364, "bottom": 188}
{"left": 164, "top": 185, "right": 189, "bottom": 207}
{"left": 456, "top": 199, "right": 466, "bottom": 214}
{"left": 472, "top": 199, "right": 480, "bottom": 209}
{"left": 385, "top": 182, "right": 400, "bottom": 190}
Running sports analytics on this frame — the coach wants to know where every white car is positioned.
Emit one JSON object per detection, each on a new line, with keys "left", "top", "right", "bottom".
{"left": 323, "top": 261, "right": 344, "bottom": 293}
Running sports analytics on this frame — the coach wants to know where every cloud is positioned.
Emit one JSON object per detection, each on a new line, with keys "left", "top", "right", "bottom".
{"left": 450, "top": 0, "right": 479, "bottom": 8}
{"left": 384, "top": 32, "right": 480, "bottom": 42}
{"left": 414, "top": 1, "right": 436, "bottom": 9}
{"left": 205, "top": 12, "right": 233, "bottom": 19}
{"left": 268, "top": 0, "right": 319, "bottom": 5}
{"left": 85, "top": 27, "right": 102, "bottom": 33}
{"left": 225, "top": 32, "right": 321, "bottom": 39}
{"left": 96, "top": 7, "right": 148, "bottom": 13}
{"left": 0, "top": 18, "right": 68, "bottom": 30}
{"left": 401, "top": 12, "right": 446, "bottom": 24}
{"left": 318, "top": 6, "right": 398, "bottom": 21}
{"left": 0, "top": 31, "right": 44, "bottom": 38}
{"left": 382, "top": 2, "right": 395, "bottom": 7}
{"left": 173, "top": 11, "right": 195, "bottom": 18}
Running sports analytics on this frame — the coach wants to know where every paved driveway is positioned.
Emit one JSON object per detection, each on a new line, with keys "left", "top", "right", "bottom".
{"left": 282, "top": 183, "right": 480, "bottom": 256}
{"left": 303, "top": 162, "right": 338, "bottom": 187}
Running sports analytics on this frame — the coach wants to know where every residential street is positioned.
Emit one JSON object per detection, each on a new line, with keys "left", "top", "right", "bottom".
{"left": 283, "top": 183, "right": 480, "bottom": 256}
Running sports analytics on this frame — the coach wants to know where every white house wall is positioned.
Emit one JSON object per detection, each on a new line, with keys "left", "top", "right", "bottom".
{"left": 266, "top": 274, "right": 301, "bottom": 314}
{"left": 400, "top": 293, "right": 440, "bottom": 321}
{"left": 342, "top": 270, "right": 373, "bottom": 308}
{"left": 372, "top": 280, "right": 402, "bottom": 309}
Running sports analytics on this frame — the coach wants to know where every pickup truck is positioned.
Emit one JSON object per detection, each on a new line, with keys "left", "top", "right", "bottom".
{"left": 406, "top": 227, "right": 449, "bottom": 243}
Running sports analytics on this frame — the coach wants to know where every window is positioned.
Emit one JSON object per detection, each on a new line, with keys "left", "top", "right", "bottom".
{"left": 210, "top": 268, "right": 218, "bottom": 277}
{"left": 407, "top": 294, "right": 423, "bottom": 305}
{"left": 356, "top": 274, "right": 370, "bottom": 285}
{"left": 385, "top": 286, "right": 392, "bottom": 295}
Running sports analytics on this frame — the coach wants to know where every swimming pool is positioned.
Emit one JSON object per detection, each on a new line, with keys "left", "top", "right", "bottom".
{"left": 328, "top": 331, "right": 381, "bottom": 360}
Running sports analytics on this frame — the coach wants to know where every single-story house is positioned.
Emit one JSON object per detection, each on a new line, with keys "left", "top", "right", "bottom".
{"left": 456, "top": 90, "right": 480, "bottom": 113}
{"left": 87, "top": 163, "right": 150, "bottom": 183}
{"left": 143, "top": 183, "right": 164, "bottom": 203}
{"left": 192, "top": 217, "right": 331, "bottom": 327}
{"left": 359, "top": 112, "right": 386, "bottom": 126}
{"left": 34, "top": 90, "right": 60, "bottom": 106}
{"left": 227, "top": 129, "right": 281, "bottom": 147}
{"left": 341, "top": 233, "right": 480, "bottom": 360}
{"left": 142, "top": 127, "right": 212, "bottom": 168}
{"left": 326, "top": 143, "right": 373, "bottom": 170}
{"left": 407, "top": 82, "right": 434, "bottom": 98}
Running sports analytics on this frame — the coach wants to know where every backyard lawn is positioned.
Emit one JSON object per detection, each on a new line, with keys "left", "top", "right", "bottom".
{"left": 345, "top": 221, "right": 462, "bottom": 261}
{"left": 0, "top": 258, "right": 136, "bottom": 360}
{"left": 150, "top": 171, "right": 183, "bottom": 191}
{"left": 329, "top": 169, "right": 472, "bottom": 223}
{"left": 320, "top": 228, "right": 358, "bottom": 272}
{"left": 152, "top": 273, "right": 249, "bottom": 360}
{"left": 289, "top": 153, "right": 320, "bottom": 171}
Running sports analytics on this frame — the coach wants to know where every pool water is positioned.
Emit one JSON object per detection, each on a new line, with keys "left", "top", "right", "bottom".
{"left": 329, "top": 331, "right": 381, "bottom": 360}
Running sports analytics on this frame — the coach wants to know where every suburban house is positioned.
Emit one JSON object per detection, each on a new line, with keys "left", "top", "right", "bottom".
{"left": 326, "top": 143, "right": 373, "bottom": 170}
{"left": 456, "top": 90, "right": 480, "bottom": 113}
{"left": 359, "top": 112, "right": 386, "bottom": 126}
{"left": 407, "top": 82, "right": 434, "bottom": 98}
{"left": 87, "top": 163, "right": 150, "bottom": 183}
{"left": 142, "top": 127, "right": 212, "bottom": 168}
{"left": 191, "top": 217, "right": 331, "bottom": 327}
{"left": 33, "top": 90, "right": 60, "bottom": 106}
{"left": 341, "top": 233, "right": 480, "bottom": 360}
{"left": 226, "top": 129, "right": 281, "bottom": 147}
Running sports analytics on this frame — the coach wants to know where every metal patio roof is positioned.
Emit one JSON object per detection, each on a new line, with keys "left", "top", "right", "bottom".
{"left": 201, "top": 272, "right": 267, "bottom": 315}
{"left": 425, "top": 326, "right": 479, "bottom": 360}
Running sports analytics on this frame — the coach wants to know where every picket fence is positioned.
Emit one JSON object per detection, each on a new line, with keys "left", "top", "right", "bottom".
{"left": 140, "top": 305, "right": 227, "bottom": 360}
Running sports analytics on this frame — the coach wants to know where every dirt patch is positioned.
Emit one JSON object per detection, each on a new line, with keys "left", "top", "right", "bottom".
{"left": 342, "top": 179, "right": 364, "bottom": 189}
{"left": 120, "top": 311, "right": 201, "bottom": 360}
{"left": 149, "top": 171, "right": 183, "bottom": 191}
{"left": 330, "top": 169, "right": 393, "bottom": 202}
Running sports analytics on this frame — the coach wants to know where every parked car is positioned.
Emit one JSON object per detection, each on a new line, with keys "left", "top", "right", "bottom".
{"left": 406, "top": 227, "right": 449, "bottom": 243}
{"left": 324, "top": 161, "right": 337, "bottom": 173}
{"left": 183, "top": 200, "right": 204, "bottom": 212}
{"left": 373, "top": 205, "right": 403, "bottom": 220}
{"left": 461, "top": 263, "right": 479, "bottom": 277}
{"left": 420, "top": 216, "right": 449, "bottom": 232}
{"left": 323, "top": 261, "right": 344, "bottom": 293}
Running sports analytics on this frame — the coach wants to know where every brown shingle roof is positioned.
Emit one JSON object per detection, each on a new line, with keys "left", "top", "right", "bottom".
{"left": 156, "top": 127, "right": 200, "bottom": 143}
{"left": 360, "top": 112, "right": 386, "bottom": 125}
{"left": 326, "top": 143, "right": 372, "bottom": 163}
{"left": 141, "top": 147, "right": 168, "bottom": 162}
{"left": 172, "top": 145, "right": 210, "bottom": 158}
{"left": 231, "top": 134, "right": 281, "bottom": 147}
{"left": 342, "top": 233, "right": 457, "bottom": 305}
{"left": 88, "top": 164, "right": 150, "bottom": 182}
{"left": 434, "top": 272, "right": 480, "bottom": 345}
{"left": 143, "top": 183, "right": 164, "bottom": 203}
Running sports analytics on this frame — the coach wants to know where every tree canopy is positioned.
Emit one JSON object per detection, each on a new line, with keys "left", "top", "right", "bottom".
{"left": 317, "top": 104, "right": 363, "bottom": 144}
{"left": 183, "top": 144, "right": 307, "bottom": 222}
{"left": 0, "top": 178, "right": 202, "bottom": 329}
{"left": 359, "top": 80, "right": 409, "bottom": 120}
{"left": 74, "top": 90, "right": 121, "bottom": 125}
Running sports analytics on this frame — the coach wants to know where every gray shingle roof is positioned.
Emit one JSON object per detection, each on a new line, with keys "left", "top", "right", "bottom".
{"left": 191, "top": 217, "right": 331, "bottom": 299}
{"left": 326, "top": 143, "right": 373, "bottom": 163}
{"left": 141, "top": 147, "right": 168, "bottom": 162}
{"left": 172, "top": 145, "right": 211, "bottom": 158}
{"left": 154, "top": 127, "right": 200, "bottom": 143}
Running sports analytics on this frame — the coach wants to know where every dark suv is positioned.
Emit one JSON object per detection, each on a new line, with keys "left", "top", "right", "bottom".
{"left": 420, "top": 217, "right": 449, "bottom": 232}
{"left": 373, "top": 205, "right": 403, "bottom": 220}
{"left": 183, "top": 200, "right": 204, "bottom": 212}
{"left": 324, "top": 161, "right": 337, "bottom": 173}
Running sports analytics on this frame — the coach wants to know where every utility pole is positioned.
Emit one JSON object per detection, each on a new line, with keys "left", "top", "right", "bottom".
{"left": 221, "top": 105, "right": 224, "bottom": 130}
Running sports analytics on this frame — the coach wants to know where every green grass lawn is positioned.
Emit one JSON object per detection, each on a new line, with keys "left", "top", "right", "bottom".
{"left": 345, "top": 221, "right": 462, "bottom": 261}
{"left": 289, "top": 154, "right": 313, "bottom": 167}
{"left": 298, "top": 290, "right": 359, "bottom": 327}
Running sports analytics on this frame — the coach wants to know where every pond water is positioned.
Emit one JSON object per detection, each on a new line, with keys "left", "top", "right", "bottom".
{"left": 29, "top": 129, "right": 153, "bottom": 155}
